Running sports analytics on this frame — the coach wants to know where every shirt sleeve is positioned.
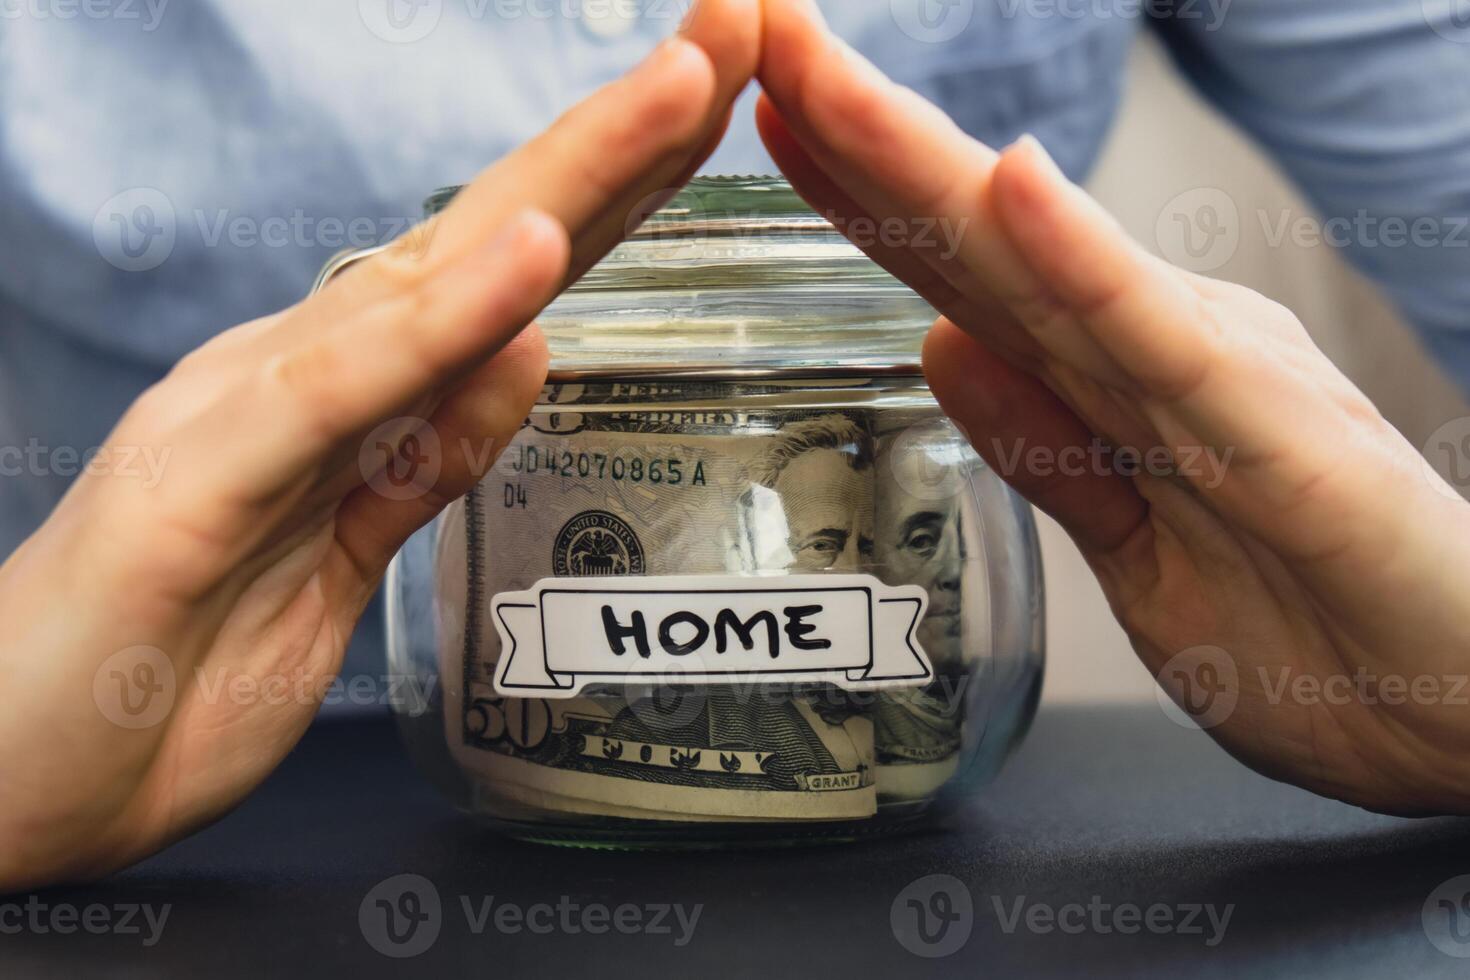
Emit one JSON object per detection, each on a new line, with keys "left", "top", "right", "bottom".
{"left": 1148, "top": 0, "right": 1470, "bottom": 390}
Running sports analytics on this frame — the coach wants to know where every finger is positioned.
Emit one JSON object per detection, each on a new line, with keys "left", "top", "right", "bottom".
{"left": 257, "top": 7, "right": 757, "bottom": 469}
{"left": 116, "top": 207, "right": 567, "bottom": 576}
{"left": 990, "top": 136, "right": 1221, "bottom": 400}
{"left": 256, "top": 210, "right": 568, "bottom": 483}
{"left": 757, "top": 0, "right": 1130, "bottom": 387}
{"left": 329, "top": 327, "right": 551, "bottom": 598}
{"left": 924, "top": 319, "right": 1149, "bottom": 555}
{"left": 418, "top": 0, "right": 761, "bottom": 284}
{"left": 988, "top": 133, "right": 1470, "bottom": 621}
{"left": 755, "top": 96, "right": 1040, "bottom": 371}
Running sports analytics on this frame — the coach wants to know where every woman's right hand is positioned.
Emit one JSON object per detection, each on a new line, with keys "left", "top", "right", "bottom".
{"left": 0, "top": 0, "right": 760, "bottom": 893}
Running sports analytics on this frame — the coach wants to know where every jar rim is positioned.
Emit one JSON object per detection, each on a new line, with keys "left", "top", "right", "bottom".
{"left": 319, "top": 177, "right": 935, "bottom": 381}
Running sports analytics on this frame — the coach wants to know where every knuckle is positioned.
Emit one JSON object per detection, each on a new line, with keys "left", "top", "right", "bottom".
{"left": 264, "top": 345, "right": 352, "bottom": 440}
{"left": 366, "top": 238, "right": 433, "bottom": 294}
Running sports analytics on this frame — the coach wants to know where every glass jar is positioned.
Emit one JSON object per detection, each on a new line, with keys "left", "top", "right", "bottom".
{"left": 317, "top": 177, "right": 1045, "bottom": 847}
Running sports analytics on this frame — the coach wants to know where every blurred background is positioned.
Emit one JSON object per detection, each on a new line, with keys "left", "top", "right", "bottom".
{"left": 1046, "top": 34, "right": 1470, "bottom": 703}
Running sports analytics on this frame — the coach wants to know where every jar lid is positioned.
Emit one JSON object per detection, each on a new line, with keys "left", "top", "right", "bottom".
{"left": 433, "top": 176, "right": 937, "bottom": 380}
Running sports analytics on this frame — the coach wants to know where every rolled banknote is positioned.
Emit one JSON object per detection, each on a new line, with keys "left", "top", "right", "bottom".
{"left": 437, "top": 383, "right": 988, "bottom": 823}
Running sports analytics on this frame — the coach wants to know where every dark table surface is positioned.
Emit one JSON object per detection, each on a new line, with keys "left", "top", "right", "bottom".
{"left": 7, "top": 702, "right": 1470, "bottom": 978}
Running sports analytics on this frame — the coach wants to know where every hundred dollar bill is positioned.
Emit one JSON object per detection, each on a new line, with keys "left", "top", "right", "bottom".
{"left": 870, "top": 417, "right": 988, "bottom": 802}
{"left": 438, "top": 384, "right": 985, "bottom": 822}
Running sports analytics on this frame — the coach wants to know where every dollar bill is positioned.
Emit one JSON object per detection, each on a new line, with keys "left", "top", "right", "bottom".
{"left": 869, "top": 417, "right": 989, "bottom": 802}
{"left": 438, "top": 384, "right": 984, "bottom": 823}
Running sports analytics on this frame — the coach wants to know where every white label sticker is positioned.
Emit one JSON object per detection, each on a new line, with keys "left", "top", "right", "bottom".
{"left": 491, "top": 574, "right": 933, "bottom": 699}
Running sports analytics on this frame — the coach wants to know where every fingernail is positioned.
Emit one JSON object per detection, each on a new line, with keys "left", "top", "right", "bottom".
{"left": 1014, "top": 134, "right": 1068, "bottom": 184}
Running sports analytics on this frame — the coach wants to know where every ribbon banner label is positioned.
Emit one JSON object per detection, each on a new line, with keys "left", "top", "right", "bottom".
{"left": 491, "top": 575, "right": 933, "bottom": 699}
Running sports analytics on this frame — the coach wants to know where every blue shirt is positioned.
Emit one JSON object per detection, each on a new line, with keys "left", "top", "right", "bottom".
{"left": 3, "top": 0, "right": 1469, "bottom": 703}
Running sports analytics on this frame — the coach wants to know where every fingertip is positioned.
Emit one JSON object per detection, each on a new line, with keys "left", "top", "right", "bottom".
{"left": 758, "top": 0, "right": 828, "bottom": 98}
{"left": 499, "top": 321, "right": 551, "bottom": 379}
{"left": 991, "top": 136, "right": 1072, "bottom": 242}
{"left": 680, "top": 0, "right": 762, "bottom": 98}
{"left": 500, "top": 208, "right": 572, "bottom": 293}
{"left": 923, "top": 319, "right": 1006, "bottom": 422}
{"left": 619, "top": 36, "right": 721, "bottom": 147}
{"left": 992, "top": 134, "right": 1126, "bottom": 279}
